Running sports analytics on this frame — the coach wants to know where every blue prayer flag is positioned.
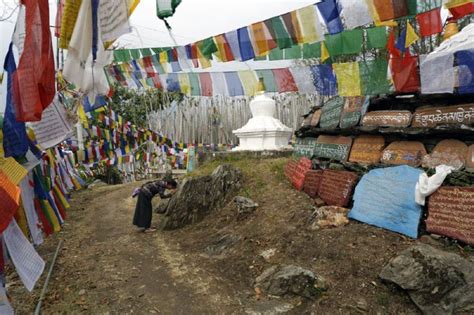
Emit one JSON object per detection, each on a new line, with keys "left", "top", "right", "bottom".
{"left": 310, "top": 64, "right": 338, "bottom": 96}
{"left": 224, "top": 72, "right": 244, "bottom": 96}
{"left": 316, "top": 1, "right": 343, "bottom": 34}
{"left": 237, "top": 27, "right": 255, "bottom": 61}
{"left": 456, "top": 50, "right": 474, "bottom": 94}
{"left": 395, "top": 28, "right": 407, "bottom": 53}
{"left": 2, "top": 43, "right": 29, "bottom": 158}
{"left": 225, "top": 30, "right": 242, "bottom": 61}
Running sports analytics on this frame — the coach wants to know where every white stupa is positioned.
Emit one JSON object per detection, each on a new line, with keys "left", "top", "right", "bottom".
{"left": 233, "top": 80, "right": 293, "bottom": 151}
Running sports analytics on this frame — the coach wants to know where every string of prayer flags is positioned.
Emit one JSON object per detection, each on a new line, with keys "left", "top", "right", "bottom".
{"left": 333, "top": 62, "right": 362, "bottom": 97}
{"left": 13, "top": 0, "right": 56, "bottom": 122}
{"left": 416, "top": 8, "right": 443, "bottom": 37}
{"left": 316, "top": 0, "right": 344, "bottom": 34}
{"left": 390, "top": 54, "right": 421, "bottom": 93}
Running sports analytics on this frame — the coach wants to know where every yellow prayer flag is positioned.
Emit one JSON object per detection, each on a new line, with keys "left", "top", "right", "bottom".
{"left": 0, "top": 157, "right": 28, "bottom": 185}
{"left": 291, "top": 11, "right": 304, "bottom": 44}
{"left": 77, "top": 104, "right": 89, "bottom": 129}
{"left": 249, "top": 22, "right": 273, "bottom": 56}
{"left": 59, "top": 0, "right": 83, "bottom": 49}
{"left": 178, "top": 73, "right": 191, "bottom": 95}
{"left": 159, "top": 51, "right": 168, "bottom": 64}
{"left": 297, "top": 5, "right": 323, "bottom": 44}
{"left": 16, "top": 205, "right": 30, "bottom": 238}
{"left": 238, "top": 70, "right": 259, "bottom": 96}
{"left": 321, "top": 42, "right": 330, "bottom": 62}
{"left": 405, "top": 22, "right": 419, "bottom": 48}
{"left": 333, "top": 62, "right": 362, "bottom": 97}
{"left": 196, "top": 46, "right": 212, "bottom": 69}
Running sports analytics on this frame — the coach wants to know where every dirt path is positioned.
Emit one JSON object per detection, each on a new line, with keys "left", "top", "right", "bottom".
{"left": 11, "top": 182, "right": 240, "bottom": 314}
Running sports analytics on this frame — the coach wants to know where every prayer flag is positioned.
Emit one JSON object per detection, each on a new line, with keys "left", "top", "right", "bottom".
{"left": 395, "top": 27, "right": 407, "bottom": 52}
{"left": 340, "top": 0, "right": 373, "bottom": 29}
{"left": 198, "top": 37, "right": 218, "bottom": 57}
{"left": 269, "top": 48, "right": 284, "bottom": 61}
{"left": 256, "top": 69, "right": 278, "bottom": 92}
{"left": 2, "top": 44, "right": 29, "bottom": 158}
{"left": 284, "top": 46, "right": 302, "bottom": 59}
{"left": 316, "top": 0, "right": 344, "bottom": 34}
{"left": 365, "top": 0, "right": 398, "bottom": 26}
{"left": 366, "top": 27, "right": 389, "bottom": 49}
{"left": 296, "top": 5, "right": 324, "bottom": 43}
{"left": 224, "top": 30, "right": 242, "bottom": 61}
{"left": 281, "top": 13, "right": 299, "bottom": 44}
{"left": 303, "top": 42, "right": 321, "bottom": 59}
{"left": 324, "top": 33, "right": 343, "bottom": 57}
{"left": 290, "top": 11, "right": 304, "bottom": 44}
{"left": 420, "top": 54, "right": 455, "bottom": 94}
{"left": 224, "top": 72, "right": 245, "bottom": 96}
{"left": 238, "top": 70, "right": 259, "bottom": 96}
{"left": 188, "top": 73, "right": 201, "bottom": 96}
{"left": 270, "top": 16, "right": 294, "bottom": 49}
{"left": 13, "top": 0, "right": 56, "bottom": 122}
{"left": 390, "top": 55, "right": 420, "bottom": 93}
{"left": 272, "top": 68, "right": 298, "bottom": 93}
{"left": 455, "top": 50, "right": 474, "bottom": 94}
{"left": 416, "top": 8, "right": 443, "bottom": 37}
{"left": 290, "top": 66, "right": 317, "bottom": 94}
{"left": 311, "top": 64, "right": 338, "bottom": 96}
{"left": 0, "top": 172, "right": 21, "bottom": 233}
{"left": 211, "top": 72, "right": 229, "bottom": 96}
{"left": 372, "top": 0, "right": 408, "bottom": 21}
{"left": 178, "top": 73, "right": 191, "bottom": 95}
{"left": 196, "top": 44, "right": 212, "bottom": 69}
{"left": 405, "top": 22, "right": 419, "bottom": 48}
{"left": 249, "top": 22, "right": 277, "bottom": 56}
{"left": 214, "top": 34, "right": 235, "bottom": 62}
{"left": 321, "top": 42, "right": 330, "bottom": 62}
{"left": 341, "top": 29, "right": 364, "bottom": 55}
{"left": 198, "top": 73, "right": 213, "bottom": 96}
{"left": 448, "top": 2, "right": 474, "bottom": 19}
{"left": 59, "top": 0, "right": 82, "bottom": 49}
{"left": 333, "top": 62, "right": 362, "bottom": 96}
{"left": 237, "top": 27, "right": 256, "bottom": 61}
{"left": 359, "top": 59, "right": 391, "bottom": 95}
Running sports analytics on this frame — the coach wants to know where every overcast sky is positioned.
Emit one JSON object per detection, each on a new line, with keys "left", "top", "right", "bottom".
{"left": 0, "top": 0, "right": 318, "bottom": 111}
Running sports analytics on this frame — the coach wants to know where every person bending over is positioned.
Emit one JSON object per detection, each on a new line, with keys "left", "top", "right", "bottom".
{"left": 132, "top": 179, "right": 178, "bottom": 232}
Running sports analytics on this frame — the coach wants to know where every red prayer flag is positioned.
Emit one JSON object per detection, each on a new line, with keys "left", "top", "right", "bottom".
{"left": 198, "top": 73, "right": 213, "bottom": 96}
{"left": 449, "top": 3, "right": 474, "bottom": 19}
{"left": 416, "top": 8, "right": 443, "bottom": 37}
{"left": 13, "top": 0, "right": 56, "bottom": 122}
{"left": 390, "top": 55, "right": 420, "bottom": 93}
{"left": 54, "top": 0, "right": 65, "bottom": 37}
{"left": 387, "top": 29, "right": 401, "bottom": 58}
{"left": 151, "top": 73, "right": 163, "bottom": 89}
{"left": 272, "top": 68, "right": 298, "bottom": 93}
{"left": 143, "top": 56, "right": 156, "bottom": 78}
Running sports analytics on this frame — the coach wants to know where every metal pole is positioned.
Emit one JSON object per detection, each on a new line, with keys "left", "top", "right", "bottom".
{"left": 34, "top": 240, "right": 63, "bottom": 315}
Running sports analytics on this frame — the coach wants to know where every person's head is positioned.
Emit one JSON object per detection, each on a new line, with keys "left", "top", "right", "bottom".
{"left": 165, "top": 179, "right": 178, "bottom": 190}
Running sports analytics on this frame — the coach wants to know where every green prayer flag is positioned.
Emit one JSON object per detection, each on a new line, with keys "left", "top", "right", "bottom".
{"left": 269, "top": 48, "right": 284, "bottom": 60}
{"left": 141, "top": 48, "right": 153, "bottom": 57}
{"left": 360, "top": 59, "right": 391, "bottom": 95}
{"left": 199, "top": 37, "right": 218, "bottom": 57}
{"left": 271, "top": 16, "right": 293, "bottom": 49}
{"left": 366, "top": 27, "right": 388, "bottom": 50}
{"left": 342, "top": 29, "right": 363, "bottom": 55}
{"left": 284, "top": 45, "right": 302, "bottom": 59}
{"left": 303, "top": 42, "right": 321, "bottom": 59}
{"left": 188, "top": 73, "right": 201, "bottom": 96}
{"left": 407, "top": 0, "right": 418, "bottom": 16}
{"left": 114, "top": 50, "right": 130, "bottom": 62}
{"left": 130, "top": 49, "right": 141, "bottom": 60}
{"left": 324, "top": 33, "right": 343, "bottom": 56}
{"left": 256, "top": 69, "right": 277, "bottom": 92}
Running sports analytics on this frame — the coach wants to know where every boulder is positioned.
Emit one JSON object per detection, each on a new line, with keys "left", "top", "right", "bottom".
{"left": 234, "top": 196, "right": 258, "bottom": 217}
{"left": 380, "top": 244, "right": 474, "bottom": 314}
{"left": 159, "top": 164, "right": 243, "bottom": 230}
{"left": 255, "top": 265, "right": 327, "bottom": 298}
